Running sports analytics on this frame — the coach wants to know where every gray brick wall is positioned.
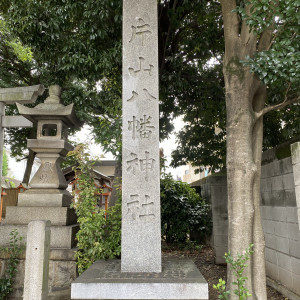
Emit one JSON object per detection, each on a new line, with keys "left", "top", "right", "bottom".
{"left": 198, "top": 143, "right": 300, "bottom": 296}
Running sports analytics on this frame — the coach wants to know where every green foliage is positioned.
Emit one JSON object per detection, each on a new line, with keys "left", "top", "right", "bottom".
{"left": 0, "top": 0, "right": 299, "bottom": 169}
{"left": 0, "top": 230, "right": 25, "bottom": 300}
{"left": 160, "top": 174, "right": 212, "bottom": 243}
{"left": 0, "top": 19, "right": 33, "bottom": 63}
{"left": 2, "top": 149, "right": 8, "bottom": 176}
{"left": 67, "top": 144, "right": 121, "bottom": 275}
{"left": 213, "top": 244, "right": 254, "bottom": 300}
{"left": 235, "top": 0, "right": 299, "bottom": 92}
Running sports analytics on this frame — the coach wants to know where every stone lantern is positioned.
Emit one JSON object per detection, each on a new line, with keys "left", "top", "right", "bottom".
{"left": 16, "top": 85, "right": 82, "bottom": 201}
{"left": 0, "top": 85, "right": 83, "bottom": 297}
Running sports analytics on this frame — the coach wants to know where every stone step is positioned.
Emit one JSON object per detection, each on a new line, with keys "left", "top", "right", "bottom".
{"left": 5, "top": 206, "right": 76, "bottom": 226}
{"left": 71, "top": 258, "right": 208, "bottom": 300}
{"left": 0, "top": 224, "right": 78, "bottom": 249}
{"left": 18, "top": 190, "right": 72, "bottom": 207}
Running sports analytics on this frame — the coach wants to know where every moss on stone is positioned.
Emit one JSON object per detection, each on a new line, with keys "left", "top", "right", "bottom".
{"left": 275, "top": 144, "right": 291, "bottom": 160}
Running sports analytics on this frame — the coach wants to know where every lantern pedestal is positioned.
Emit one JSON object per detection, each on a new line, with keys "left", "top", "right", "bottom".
{"left": 0, "top": 85, "right": 82, "bottom": 298}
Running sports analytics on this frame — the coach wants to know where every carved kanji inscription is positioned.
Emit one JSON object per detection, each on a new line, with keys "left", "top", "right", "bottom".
{"left": 126, "top": 194, "right": 155, "bottom": 221}
{"left": 39, "top": 162, "right": 54, "bottom": 183}
{"left": 126, "top": 89, "right": 156, "bottom": 102}
{"left": 128, "top": 115, "right": 155, "bottom": 140}
{"left": 140, "top": 151, "right": 155, "bottom": 181}
{"left": 129, "top": 18, "right": 152, "bottom": 46}
{"left": 129, "top": 57, "right": 154, "bottom": 77}
{"left": 126, "top": 153, "right": 139, "bottom": 174}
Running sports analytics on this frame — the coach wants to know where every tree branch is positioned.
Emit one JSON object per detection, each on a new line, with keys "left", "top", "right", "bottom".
{"left": 220, "top": 0, "right": 239, "bottom": 47}
{"left": 241, "top": 3, "right": 256, "bottom": 46}
{"left": 255, "top": 85, "right": 299, "bottom": 119}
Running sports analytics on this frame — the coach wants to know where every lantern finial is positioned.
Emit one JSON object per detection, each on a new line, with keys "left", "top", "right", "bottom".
{"left": 45, "top": 85, "right": 62, "bottom": 104}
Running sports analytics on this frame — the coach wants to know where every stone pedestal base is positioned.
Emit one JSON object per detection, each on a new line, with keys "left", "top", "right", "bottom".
{"left": 0, "top": 224, "right": 78, "bottom": 248}
{"left": 0, "top": 248, "right": 77, "bottom": 299}
{"left": 71, "top": 258, "right": 208, "bottom": 300}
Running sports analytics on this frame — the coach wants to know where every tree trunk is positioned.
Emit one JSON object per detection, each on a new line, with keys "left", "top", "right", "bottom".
{"left": 22, "top": 149, "right": 36, "bottom": 184}
{"left": 251, "top": 86, "right": 267, "bottom": 299}
{"left": 225, "top": 72, "right": 257, "bottom": 298}
{"left": 219, "top": 1, "right": 274, "bottom": 298}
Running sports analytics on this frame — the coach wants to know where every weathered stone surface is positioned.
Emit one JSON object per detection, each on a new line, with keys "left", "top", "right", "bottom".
{"left": 1, "top": 116, "right": 33, "bottom": 128}
{"left": 122, "top": 0, "right": 161, "bottom": 272}
{"left": 0, "top": 224, "right": 78, "bottom": 248}
{"left": 71, "top": 258, "right": 208, "bottom": 300}
{"left": 5, "top": 206, "right": 76, "bottom": 226}
{"left": 0, "top": 249, "right": 77, "bottom": 299}
{"left": 0, "top": 85, "right": 44, "bottom": 104}
{"left": 291, "top": 142, "right": 300, "bottom": 165}
{"left": 23, "top": 220, "right": 51, "bottom": 300}
{"left": 291, "top": 142, "right": 300, "bottom": 230}
{"left": 18, "top": 189, "right": 72, "bottom": 207}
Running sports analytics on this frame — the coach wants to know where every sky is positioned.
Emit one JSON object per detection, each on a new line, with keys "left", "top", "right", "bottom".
{"left": 70, "top": 117, "right": 185, "bottom": 179}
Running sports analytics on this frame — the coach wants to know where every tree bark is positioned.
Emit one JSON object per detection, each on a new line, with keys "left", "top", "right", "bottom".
{"left": 220, "top": 1, "right": 271, "bottom": 298}
{"left": 22, "top": 149, "right": 36, "bottom": 185}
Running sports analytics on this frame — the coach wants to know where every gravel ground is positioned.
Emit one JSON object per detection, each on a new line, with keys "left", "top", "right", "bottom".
{"left": 163, "top": 245, "right": 287, "bottom": 300}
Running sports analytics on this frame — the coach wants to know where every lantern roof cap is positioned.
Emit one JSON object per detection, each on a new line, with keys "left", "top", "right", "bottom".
{"left": 16, "top": 85, "right": 83, "bottom": 128}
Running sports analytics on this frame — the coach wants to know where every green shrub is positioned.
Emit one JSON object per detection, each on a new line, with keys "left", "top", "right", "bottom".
{"left": 68, "top": 144, "right": 121, "bottom": 275}
{"left": 0, "top": 230, "right": 25, "bottom": 300}
{"left": 213, "top": 244, "right": 254, "bottom": 300}
{"left": 160, "top": 174, "right": 212, "bottom": 243}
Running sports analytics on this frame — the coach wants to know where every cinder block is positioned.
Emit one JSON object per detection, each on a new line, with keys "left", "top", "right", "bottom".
{"left": 281, "top": 157, "right": 293, "bottom": 174}
{"left": 272, "top": 161, "right": 282, "bottom": 177}
{"left": 265, "top": 247, "right": 277, "bottom": 265}
{"left": 270, "top": 190, "right": 285, "bottom": 207}
{"left": 283, "top": 173, "right": 295, "bottom": 190}
{"left": 293, "top": 163, "right": 300, "bottom": 186}
{"left": 261, "top": 191, "right": 273, "bottom": 206}
{"left": 284, "top": 189, "right": 297, "bottom": 207}
{"left": 214, "top": 235, "right": 228, "bottom": 247}
{"left": 275, "top": 236, "right": 289, "bottom": 254}
{"left": 273, "top": 221, "right": 288, "bottom": 237}
{"left": 270, "top": 207, "right": 287, "bottom": 222}
{"left": 287, "top": 223, "right": 300, "bottom": 241}
{"left": 263, "top": 178, "right": 273, "bottom": 192}
{"left": 261, "top": 166, "right": 268, "bottom": 179}
{"left": 262, "top": 219, "right": 275, "bottom": 234}
{"left": 264, "top": 233, "right": 276, "bottom": 250}
{"left": 286, "top": 207, "right": 298, "bottom": 223}
{"left": 261, "top": 206, "right": 272, "bottom": 220}
{"left": 289, "top": 240, "right": 300, "bottom": 258}
{"left": 260, "top": 178, "right": 269, "bottom": 191}
{"left": 265, "top": 261, "right": 279, "bottom": 281}
{"left": 292, "top": 273, "right": 300, "bottom": 295}
{"left": 213, "top": 225, "right": 228, "bottom": 237}
{"left": 212, "top": 213, "right": 228, "bottom": 226}
{"left": 214, "top": 246, "right": 227, "bottom": 265}
{"left": 278, "top": 267, "right": 293, "bottom": 290}
{"left": 5, "top": 206, "right": 76, "bottom": 226}
{"left": 291, "top": 142, "right": 300, "bottom": 165}
{"left": 271, "top": 176, "right": 284, "bottom": 191}
{"left": 295, "top": 186, "right": 300, "bottom": 208}
{"left": 291, "top": 257, "right": 300, "bottom": 275}
{"left": 277, "top": 252, "right": 292, "bottom": 272}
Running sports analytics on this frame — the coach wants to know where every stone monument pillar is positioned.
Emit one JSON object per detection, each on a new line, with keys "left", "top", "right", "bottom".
{"left": 122, "top": 0, "right": 161, "bottom": 273}
{"left": 71, "top": 2, "right": 208, "bottom": 298}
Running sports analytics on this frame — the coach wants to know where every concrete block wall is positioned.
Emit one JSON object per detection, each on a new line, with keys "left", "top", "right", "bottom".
{"left": 199, "top": 142, "right": 300, "bottom": 297}
{"left": 199, "top": 175, "right": 228, "bottom": 264}
{"left": 261, "top": 156, "right": 300, "bottom": 296}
